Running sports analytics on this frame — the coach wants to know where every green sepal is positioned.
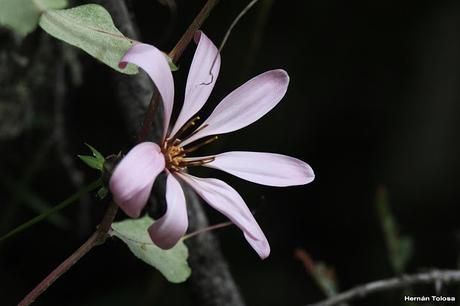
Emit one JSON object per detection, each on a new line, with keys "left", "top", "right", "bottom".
{"left": 85, "top": 143, "right": 104, "bottom": 163}
{"left": 78, "top": 155, "right": 103, "bottom": 171}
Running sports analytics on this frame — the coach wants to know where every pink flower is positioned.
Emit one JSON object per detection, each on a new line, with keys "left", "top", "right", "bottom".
{"left": 110, "top": 31, "right": 314, "bottom": 259}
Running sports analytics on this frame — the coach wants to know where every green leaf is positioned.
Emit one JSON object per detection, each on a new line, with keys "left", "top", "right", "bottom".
{"left": 85, "top": 143, "right": 104, "bottom": 162}
{"left": 111, "top": 216, "right": 191, "bottom": 283}
{"left": 78, "top": 155, "right": 103, "bottom": 171}
{"left": 39, "top": 4, "right": 138, "bottom": 74}
{"left": 0, "top": 0, "right": 67, "bottom": 37}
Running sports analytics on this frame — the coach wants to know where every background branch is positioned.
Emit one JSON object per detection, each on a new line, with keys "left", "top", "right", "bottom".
{"left": 309, "top": 270, "right": 460, "bottom": 306}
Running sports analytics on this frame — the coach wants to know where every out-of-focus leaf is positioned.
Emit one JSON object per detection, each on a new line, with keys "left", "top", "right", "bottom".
{"left": 111, "top": 216, "right": 191, "bottom": 283}
{"left": 0, "top": 0, "right": 67, "bottom": 37}
{"left": 295, "top": 248, "right": 338, "bottom": 297}
{"left": 375, "top": 186, "right": 413, "bottom": 274}
{"left": 39, "top": 4, "right": 138, "bottom": 74}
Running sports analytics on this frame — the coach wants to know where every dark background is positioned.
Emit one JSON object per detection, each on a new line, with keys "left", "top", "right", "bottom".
{"left": 1, "top": 0, "right": 460, "bottom": 305}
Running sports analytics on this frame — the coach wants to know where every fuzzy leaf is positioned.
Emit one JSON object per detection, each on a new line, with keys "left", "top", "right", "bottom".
{"left": 0, "top": 0, "right": 67, "bottom": 36}
{"left": 111, "top": 216, "right": 191, "bottom": 283}
{"left": 39, "top": 4, "right": 138, "bottom": 74}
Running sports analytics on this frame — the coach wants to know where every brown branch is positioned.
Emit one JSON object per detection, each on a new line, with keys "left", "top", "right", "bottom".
{"left": 308, "top": 270, "right": 460, "bottom": 306}
{"left": 168, "top": 0, "right": 219, "bottom": 63}
{"left": 137, "top": 0, "right": 219, "bottom": 143}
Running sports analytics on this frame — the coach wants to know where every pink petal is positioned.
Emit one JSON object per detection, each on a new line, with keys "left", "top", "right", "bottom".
{"left": 148, "top": 173, "right": 188, "bottom": 249}
{"left": 176, "top": 173, "right": 270, "bottom": 259}
{"left": 203, "top": 151, "right": 315, "bottom": 187}
{"left": 109, "top": 142, "right": 165, "bottom": 218}
{"left": 169, "top": 31, "right": 221, "bottom": 138}
{"left": 180, "top": 69, "right": 289, "bottom": 146}
{"left": 119, "top": 43, "right": 175, "bottom": 138}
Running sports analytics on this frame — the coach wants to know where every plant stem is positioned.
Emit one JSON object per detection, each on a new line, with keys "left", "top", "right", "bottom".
{"left": 168, "top": 0, "right": 219, "bottom": 63}
{"left": 18, "top": 1, "right": 220, "bottom": 304}
{"left": 0, "top": 178, "right": 102, "bottom": 243}
{"left": 137, "top": 0, "right": 219, "bottom": 143}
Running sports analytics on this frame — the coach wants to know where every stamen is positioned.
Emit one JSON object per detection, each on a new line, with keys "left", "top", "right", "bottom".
{"left": 170, "top": 116, "right": 200, "bottom": 142}
{"left": 183, "top": 136, "right": 218, "bottom": 154}
{"left": 187, "top": 123, "right": 209, "bottom": 138}
{"left": 180, "top": 157, "right": 215, "bottom": 167}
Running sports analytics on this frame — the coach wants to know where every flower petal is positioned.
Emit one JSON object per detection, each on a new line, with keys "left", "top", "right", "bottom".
{"left": 203, "top": 151, "right": 315, "bottom": 187}
{"left": 169, "top": 31, "right": 221, "bottom": 138}
{"left": 176, "top": 173, "right": 270, "bottom": 259}
{"left": 148, "top": 173, "right": 188, "bottom": 249}
{"left": 180, "top": 69, "right": 289, "bottom": 146}
{"left": 109, "top": 142, "right": 165, "bottom": 218}
{"left": 119, "top": 43, "right": 175, "bottom": 138}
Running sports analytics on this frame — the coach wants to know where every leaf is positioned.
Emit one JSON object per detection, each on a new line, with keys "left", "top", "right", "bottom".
{"left": 111, "top": 216, "right": 191, "bottom": 283}
{"left": 39, "top": 4, "right": 138, "bottom": 74}
{"left": 78, "top": 155, "right": 103, "bottom": 171}
{"left": 0, "top": 0, "right": 67, "bottom": 37}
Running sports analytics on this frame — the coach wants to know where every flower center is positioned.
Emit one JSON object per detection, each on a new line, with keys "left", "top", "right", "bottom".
{"left": 162, "top": 116, "right": 217, "bottom": 172}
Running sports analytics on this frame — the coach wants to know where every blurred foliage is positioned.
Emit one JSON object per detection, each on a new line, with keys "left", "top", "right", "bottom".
{"left": 295, "top": 248, "right": 339, "bottom": 298}
{"left": 375, "top": 186, "right": 413, "bottom": 274}
{"left": 0, "top": 0, "right": 67, "bottom": 36}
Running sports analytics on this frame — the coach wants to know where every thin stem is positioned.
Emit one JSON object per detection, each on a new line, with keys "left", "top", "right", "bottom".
{"left": 138, "top": 0, "right": 220, "bottom": 143}
{"left": 168, "top": 0, "right": 220, "bottom": 63}
{"left": 0, "top": 178, "right": 102, "bottom": 243}
{"left": 205, "top": 0, "right": 260, "bottom": 81}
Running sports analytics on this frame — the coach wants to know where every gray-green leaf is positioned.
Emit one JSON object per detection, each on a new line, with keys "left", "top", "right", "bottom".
{"left": 0, "top": 0, "right": 67, "bottom": 36}
{"left": 39, "top": 4, "right": 138, "bottom": 74}
{"left": 111, "top": 216, "right": 191, "bottom": 283}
